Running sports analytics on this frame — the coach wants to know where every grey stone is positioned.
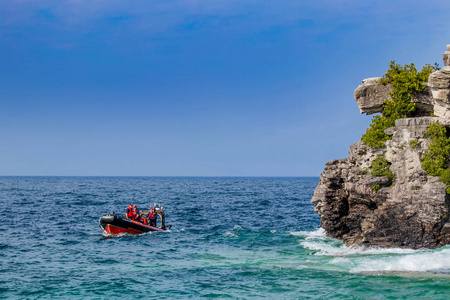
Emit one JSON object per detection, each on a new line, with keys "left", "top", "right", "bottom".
{"left": 355, "top": 80, "right": 435, "bottom": 116}
{"left": 354, "top": 77, "right": 392, "bottom": 115}
{"left": 384, "top": 127, "right": 395, "bottom": 136}
{"left": 411, "top": 86, "right": 434, "bottom": 114}
{"left": 443, "top": 45, "right": 450, "bottom": 66}
{"left": 312, "top": 118, "right": 450, "bottom": 249}
{"left": 428, "top": 67, "right": 450, "bottom": 90}
{"left": 429, "top": 67, "right": 450, "bottom": 104}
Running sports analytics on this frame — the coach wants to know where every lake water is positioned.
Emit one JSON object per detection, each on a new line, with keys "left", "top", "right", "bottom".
{"left": 0, "top": 177, "right": 449, "bottom": 299}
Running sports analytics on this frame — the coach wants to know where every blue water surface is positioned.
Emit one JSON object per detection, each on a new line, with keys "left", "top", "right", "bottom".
{"left": 0, "top": 177, "right": 449, "bottom": 299}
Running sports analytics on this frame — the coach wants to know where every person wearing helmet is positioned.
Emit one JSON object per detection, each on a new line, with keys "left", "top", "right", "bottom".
{"left": 148, "top": 206, "right": 157, "bottom": 227}
{"left": 131, "top": 204, "right": 140, "bottom": 221}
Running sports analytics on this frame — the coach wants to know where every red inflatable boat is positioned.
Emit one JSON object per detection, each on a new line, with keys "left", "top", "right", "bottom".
{"left": 99, "top": 213, "right": 169, "bottom": 235}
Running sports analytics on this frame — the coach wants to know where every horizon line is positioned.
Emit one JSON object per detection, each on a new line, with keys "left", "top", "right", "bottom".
{"left": 0, "top": 175, "right": 320, "bottom": 178}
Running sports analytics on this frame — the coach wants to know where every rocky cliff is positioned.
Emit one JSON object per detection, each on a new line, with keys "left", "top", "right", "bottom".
{"left": 311, "top": 45, "right": 450, "bottom": 249}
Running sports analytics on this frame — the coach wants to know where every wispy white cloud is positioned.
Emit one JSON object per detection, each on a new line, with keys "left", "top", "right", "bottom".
{"left": 0, "top": 0, "right": 419, "bottom": 30}
{"left": 1, "top": 0, "right": 449, "bottom": 51}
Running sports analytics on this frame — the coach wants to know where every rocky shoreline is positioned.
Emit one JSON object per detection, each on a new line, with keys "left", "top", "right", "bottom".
{"left": 311, "top": 45, "right": 450, "bottom": 249}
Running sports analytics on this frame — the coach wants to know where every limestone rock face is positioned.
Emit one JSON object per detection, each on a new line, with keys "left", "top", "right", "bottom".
{"left": 312, "top": 117, "right": 450, "bottom": 249}
{"left": 354, "top": 79, "right": 434, "bottom": 116}
{"left": 429, "top": 67, "right": 450, "bottom": 107}
{"left": 354, "top": 77, "right": 393, "bottom": 115}
{"left": 443, "top": 45, "right": 450, "bottom": 67}
{"left": 411, "top": 87, "right": 434, "bottom": 114}
{"left": 312, "top": 45, "right": 450, "bottom": 249}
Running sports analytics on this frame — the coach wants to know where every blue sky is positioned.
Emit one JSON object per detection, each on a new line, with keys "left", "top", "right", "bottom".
{"left": 0, "top": 0, "right": 449, "bottom": 176}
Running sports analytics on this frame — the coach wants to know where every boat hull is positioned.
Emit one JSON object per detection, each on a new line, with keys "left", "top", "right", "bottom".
{"left": 99, "top": 214, "right": 165, "bottom": 235}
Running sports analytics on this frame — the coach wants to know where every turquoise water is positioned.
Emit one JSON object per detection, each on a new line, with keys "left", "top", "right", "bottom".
{"left": 0, "top": 177, "right": 449, "bottom": 299}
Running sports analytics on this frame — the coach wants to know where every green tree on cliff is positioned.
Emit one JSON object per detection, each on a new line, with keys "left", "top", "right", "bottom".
{"left": 361, "top": 61, "right": 439, "bottom": 148}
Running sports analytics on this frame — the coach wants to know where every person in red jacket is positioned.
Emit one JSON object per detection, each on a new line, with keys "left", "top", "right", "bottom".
{"left": 148, "top": 207, "right": 157, "bottom": 227}
{"left": 125, "top": 204, "right": 133, "bottom": 219}
{"left": 131, "top": 204, "right": 140, "bottom": 221}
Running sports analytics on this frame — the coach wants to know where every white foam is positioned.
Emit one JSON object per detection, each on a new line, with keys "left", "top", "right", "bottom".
{"left": 330, "top": 257, "right": 353, "bottom": 266}
{"left": 297, "top": 229, "right": 450, "bottom": 274}
{"left": 224, "top": 231, "right": 237, "bottom": 238}
{"left": 297, "top": 228, "right": 347, "bottom": 255}
{"left": 233, "top": 225, "right": 244, "bottom": 231}
{"left": 224, "top": 225, "right": 246, "bottom": 237}
{"left": 87, "top": 231, "right": 103, "bottom": 236}
{"left": 341, "top": 246, "right": 416, "bottom": 256}
{"left": 299, "top": 229, "right": 419, "bottom": 256}
{"left": 301, "top": 240, "right": 347, "bottom": 256}
{"left": 290, "top": 227, "right": 326, "bottom": 238}
{"left": 351, "top": 248, "right": 450, "bottom": 273}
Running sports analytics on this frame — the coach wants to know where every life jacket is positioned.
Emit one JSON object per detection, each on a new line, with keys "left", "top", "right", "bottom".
{"left": 125, "top": 205, "right": 132, "bottom": 219}
{"left": 132, "top": 207, "right": 139, "bottom": 220}
{"left": 148, "top": 211, "right": 157, "bottom": 220}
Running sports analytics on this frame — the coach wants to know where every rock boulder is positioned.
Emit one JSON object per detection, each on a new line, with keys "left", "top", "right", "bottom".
{"left": 354, "top": 78, "right": 392, "bottom": 115}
